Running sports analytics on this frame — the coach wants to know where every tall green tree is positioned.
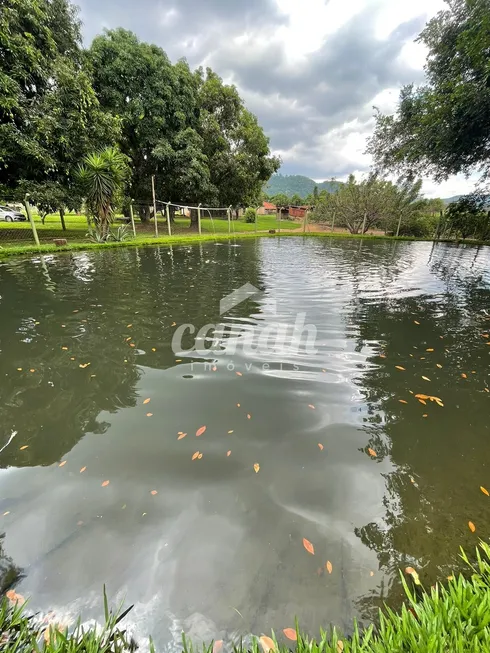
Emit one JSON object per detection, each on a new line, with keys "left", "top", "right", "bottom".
{"left": 368, "top": 0, "right": 490, "bottom": 185}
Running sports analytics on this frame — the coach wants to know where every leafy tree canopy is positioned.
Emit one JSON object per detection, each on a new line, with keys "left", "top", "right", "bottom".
{"left": 368, "top": 0, "right": 490, "bottom": 186}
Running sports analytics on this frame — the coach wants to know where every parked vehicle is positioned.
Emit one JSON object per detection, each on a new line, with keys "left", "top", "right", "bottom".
{"left": 0, "top": 205, "right": 27, "bottom": 222}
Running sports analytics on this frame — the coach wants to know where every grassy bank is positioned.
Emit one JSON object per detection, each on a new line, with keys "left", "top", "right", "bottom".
{"left": 3, "top": 544, "right": 490, "bottom": 652}
{"left": 0, "top": 229, "right": 488, "bottom": 261}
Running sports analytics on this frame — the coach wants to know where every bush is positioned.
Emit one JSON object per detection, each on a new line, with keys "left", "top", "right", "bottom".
{"left": 244, "top": 208, "right": 257, "bottom": 223}
{"left": 398, "top": 214, "right": 439, "bottom": 238}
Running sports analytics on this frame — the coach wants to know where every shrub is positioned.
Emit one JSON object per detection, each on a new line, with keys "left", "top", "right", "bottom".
{"left": 398, "top": 214, "right": 439, "bottom": 238}
{"left": 244, "top": 208, "right": 257, "bottom": 223}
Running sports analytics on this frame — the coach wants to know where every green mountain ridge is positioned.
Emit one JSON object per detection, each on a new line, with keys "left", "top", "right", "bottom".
{"left": 265, "top": 174, "right": 341, "bottom": 198}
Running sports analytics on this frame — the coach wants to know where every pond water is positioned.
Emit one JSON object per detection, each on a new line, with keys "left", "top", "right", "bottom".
{"left": 1, "top": 237, "right": 490, "bottom": 647}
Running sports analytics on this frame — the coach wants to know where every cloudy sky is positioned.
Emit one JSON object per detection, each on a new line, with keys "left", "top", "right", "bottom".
{"left": 77, "top": 0, "right": 474, "bottom": 198}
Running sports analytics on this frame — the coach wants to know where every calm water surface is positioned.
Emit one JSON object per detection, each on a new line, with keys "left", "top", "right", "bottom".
{"left": 1, "top": 238, "right": 490, "bottom": 647}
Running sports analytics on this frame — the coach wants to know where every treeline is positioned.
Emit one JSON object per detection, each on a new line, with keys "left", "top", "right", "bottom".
{"left": 0, "top": 0, "right": 279, "bottom": 224}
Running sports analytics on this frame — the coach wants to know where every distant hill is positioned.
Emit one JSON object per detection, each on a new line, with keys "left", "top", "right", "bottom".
{"left": 443, "top": 195, "right": 461, "bottom": 205}
{"left": 265, "top": 174, "right": 341, "bottom": 198}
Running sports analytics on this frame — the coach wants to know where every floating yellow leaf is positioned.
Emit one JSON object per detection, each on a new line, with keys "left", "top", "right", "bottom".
{"left": 254, "top": 463, "right": 260, "bottom": 473}
{"left": 79, "top": 363, "right": 91, "bottom": 369}
{"left": 178, "top": 433, "right": 187, "bottom": 440}
{"left": 469, "top": 521, "right": 476, "bottom": 533}
{"left": 143, "top": 398, "right": 151, "bottom": 404}
{"left": 198, "top": 453, "right": 203, "bottom": 459}
{"left": 80, "top": 466, "right": 86, "bottom": 473}
{"left": 308, "top": 404, "right": 315, "bottom": 409}
{"left": 152, "top": 348, "right": 156, "bottom": 352}
{"left": 367, "top": 448, "right": 377, "bottom": 457}
{"left": 192, "top": 452, "right": 200, "bottom": 461}
{"left": 422, "top": 376, "right": 431, "bottom": 382}
{"left": 59, "top": 461, "right": 67, "bottom": 467}
{"left": 259, "top": 636, "right": 276, "bottom": 653}
{"left": 326, "top": 560, "right": 333, "bottom": 574}
{"left": 414, "top": 320, "right": 420, "bottom": 325}
{"left": 61, "top": 346, "right": 68, "bottom": 351}
{"left": 423, "top": 414, "right": 428, "bottom": 418}
{"left": 236, "top": 403, "right": 241, "bottom": 407}
{"left": 3, "top": 511, "right": 10, "bottom": 516}
{"left": 303, "top": 538, "right": 315, "bottom": 555}
{"left": 379, "top": 354, "right": 386, "bottom": 359}
{"left": 102, "top": 480, "right": 110, "bottom": 487}
{"left": 426, "top": 348, "right": 434, "bottom": 352}
{"left": 30, "top": 369, "right": 35, "bottom": 373}
{"left": 418, "top": 399, "right": 427, "bottom": 405}
{"left": 247, "top": 414, "right": 251, "bottom": 419}
{"left": 481, "top": 486, "right": 489, "bottom": 496}
{"left": 399, "top": 399, "right": 408, "bottom": 404}
{"left": 461, "top": 373, "right": 467, "bottom": 379}
{"left": 171, "top": 322, "right": 177, "bottom": 326}
{"left": 150, "top": 490, "right": 158, "bottom": 496}
{"left": 227, "top": 450, "right": 231, "bottom": 457}
{"left": 227, "top": 430, "right": 234, "bottom": 434}
{"left": 415, "top": 394, "right": 430, "bottom": 400}
{"left": 283, "top": 629, "right": 297, "bottom": 641}
{"left": 130, "top": 343, "right": 135, "bottom": 348}
{"left": 485, "top": 388, "right": 489, "bottom": 393}
{"left": 370, "top": 571, "right": 375, "bottom": 577}
{"left": 20, "top": 445, "right": 28, "bottom": 450}
{"left": 196, "top": 425, "right": 206, "bottom": 437}
{"left": 405, "top": 567, "right": 421, "bottom": 585}
{"left": 436, "top": 364, "right": 443, "bottom": 369}
{"left": 127, "top": 324, "right": 132, "bottom": 328}
{"left": 318, "top": 443, "right": 324, "bottom": 450}
{"left": 447, "top": 575, "right": 454, "bottom": 581}
{"left": 395, "top": 366, "right": 406, "bottom": 371}
{"left": 146, "top": 413, "right": 153, "bottom": 417}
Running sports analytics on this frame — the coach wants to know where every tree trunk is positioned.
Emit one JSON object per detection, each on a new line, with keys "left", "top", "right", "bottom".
{"left": 59, "top": 207, "right": 66, "bottom": 231}
{"left": 396, "top": 213, "right": 403, "bottom": 237}
{"left": 361, "top": 211, "right": 368, "bottom": 234}
{"left": 169, "top": 205, "right": 176, "bottom": 223}
{"left": 189, "top": 208, "right": 199, "bottom": 229}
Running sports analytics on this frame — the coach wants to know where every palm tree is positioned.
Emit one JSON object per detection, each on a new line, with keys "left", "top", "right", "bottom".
{"left": 77, "top": 147, "right": 129, "bottom": 239}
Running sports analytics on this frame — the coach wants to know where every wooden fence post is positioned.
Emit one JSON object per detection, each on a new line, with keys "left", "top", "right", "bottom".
{"left": 24, "top": 194, "right": 40, "bottom": 248}
{"left": 152, "top": 175, "right": 158, "bottom": 237}
{"left": 129, "top": 201, "right": 136, "bottom": 238}
{"left": 166, "top": 202, "right": 172, "bottom": 237}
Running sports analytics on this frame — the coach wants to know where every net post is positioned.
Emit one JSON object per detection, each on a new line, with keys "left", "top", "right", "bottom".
{"left": 152, "top": 175, "right": 158, "bottom": 237}
{"left": 24, "top": 194, "right": 40, "bottom": 248}
{"left": 129, "top": 200, "right": 136, "bottom": 237}
{"left": 228, "top": 205, "right": 232, "bottom": 234}
{"left": 166, "top": 202, "right": 172, "bottom": 237}
{"left": 198, "top": 203, "right": 202, "bottom": 236}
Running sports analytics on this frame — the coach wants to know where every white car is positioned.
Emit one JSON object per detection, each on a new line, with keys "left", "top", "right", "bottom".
{"left": 0, "top": 205, "right": 27, "bottom": 222}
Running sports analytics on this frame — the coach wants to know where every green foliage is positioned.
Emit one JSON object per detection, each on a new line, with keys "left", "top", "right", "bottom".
{"left": 265, "top": 174, "right": 341, "bottom": 199}
{"left": 4, "top": 544, "right": 490, "bottom": 651}
{"left": 109, "top": 225, "right": 133, "bottom": 242}
{"left": 368, "top": 0, "right": 490, "bottom": 186}
{"left": 244, "top": 208, "right": 257, "bottom": 223}
{"left": 398, "top": 213, "right": 439, "bottom": 238}
{"left": 77, "top": 147, "right": 130, "bottom": 238}
{"left": 444, "top": 195, "right": 489, "bottom": 240}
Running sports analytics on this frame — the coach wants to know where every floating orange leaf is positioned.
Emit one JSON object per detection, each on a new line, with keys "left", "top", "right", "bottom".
{"left": 426, "top": 348, "right": 434, "bottom": 352}
{"left": 6, "top": 590, "right": 25, "bottom": 606}
{"left": 461, "top": 373, "right": 467, "bottom": 379}
{"left": 236, "top": 403, "right": 241, "bottom": 407}
{"left": 481, "top": 486, "right": 489, "bottom": 496}
{"left": 80, "top": 466, "right": 86, "bottom": 473}
{"left": 326, "top": 560, "right": 333, "bottom": 574}
{"left": 308, "top": 404, "right": 315, "bottom": 409}
{"left": 59, "top": 461, "right": 67, "bottom": 467}
{"left": 422, "top": 376, "right": 431, "bottom": 382}
{"left": 254, "top": 463, "right": 260, "bottom": 473}
{"left": 423, "top": 414, "right": 428, "bottom": 418}
{"left": 436, "top": 364, "right": 443, "bottom": 369}
{"left": 146, "top": 413, "right": 153, "bottom": 417}
{"left": 418, "top": 399, "right": 427, "bottom": 405}
{"left": 102, "top": 480, "right": 110, "bottom": 487}
{"left": 318, "top": 443, "right": 324, "bottom": 450}
{"left": 259, "top": 636, "right": 276, "bottom": 653}
{"left": 192, "top": 452, "right": 200, "bottom": 461}
{"left": 303, "top": 538, "right": 315, "bottom": 555}
{"left": 283, "top": 629, "right": 297, "bottom": 642}
{"left": 405, "top": 567, "right": 421, "bottom": 585}
{"left": 247, "top": 414, "right": 251, "bottom": 419}
{"left": 130, "top": 343, "right": 135, "bottom": 348}
{"left": 236, "top": 371, "right": 243, "bottom": 376}
{"left": 399, "top": 399, "right": 408, "bottom": 404}
{"left": 150, "top": 490, "right": 158, "bottom": 495}
{"left": 395, "top": 366, "right": 405, "bottom": 371}
{"left": 485, "top": 388, "right": 490, "bottom": 393}
{"left": 198, "top": 453, "right": 203, "bottom": 459}
{"left": 143, "top": 398, "right": 151, "bottom": 404}
{"left": 177, "top": 433, "right": 187, "bottom": 440}
{"left": 227, "top": 450, "right": 231, "bottom": 457}
{"left": 30, "top": 368, "right": 35, "bottom": 373}
{"left": 379, "top": 354, "right": 386, "bottom": 359}
{"left": 414, "top": 320, "right": 420, "bottom": 325}
{"left": 213, "top": 640, "right": 223, "bottom": 653}
{"left": 20, "top": 445, "right": 28, "bottom": 450}
{"left": 61, "top": 346, "right": 68, "bottom": 351}
{"left": 469, "top": 521, "right": 476, "bottom": 533}
{"left": 415, "top": 394, "right": 430, "bottom": 400}
{"left": 196, "top": 426, "right": 206, "bottom": 437}
{"left": 367, "top": 448, "right": 377, "bottom": 457}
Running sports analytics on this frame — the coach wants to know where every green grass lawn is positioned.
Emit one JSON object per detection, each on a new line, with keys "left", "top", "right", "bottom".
{"left": 0, "top": 213, "right": 300, "bottom": 245}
